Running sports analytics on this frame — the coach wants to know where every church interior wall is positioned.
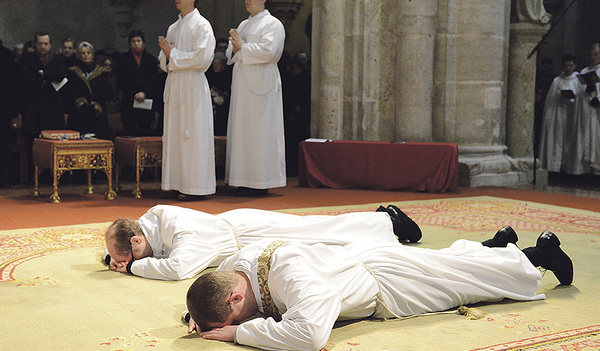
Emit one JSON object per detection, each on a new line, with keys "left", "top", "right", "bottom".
{"left": 0, "top": 0, "right": 596, "bottom": 188}
{"left": 0, "top": 0, "right": 312, "bottom": 62}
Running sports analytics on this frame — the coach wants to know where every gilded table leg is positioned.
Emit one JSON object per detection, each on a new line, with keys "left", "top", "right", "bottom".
{"left": 85, "top": 169, "right": 94, "bottom": 194}
{"left": 114, "top": 164, "right": 122, "bottom": 192}
{"left": 105, "top": 167, "right": 116, "bottom": 200}
{"left": 33, "top": 165, "right": 40, "bottom": 197}
{"left": 132, "top": 165, "right": 142, "bottom": 199}
{"left": 50, "top": 169, "right": 61, "bottom": 203}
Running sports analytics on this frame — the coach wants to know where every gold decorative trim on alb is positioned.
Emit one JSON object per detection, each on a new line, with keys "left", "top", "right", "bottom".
{"left": 257, "top": 240, "right": 287, "bottom": 321}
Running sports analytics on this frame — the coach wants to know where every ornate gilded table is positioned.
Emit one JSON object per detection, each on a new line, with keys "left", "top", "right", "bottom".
{"left": 114, "top": 136, "right": 162, "bottom": 198}
{"left": 32, "top": 138, "right": 116, "bottom": 203}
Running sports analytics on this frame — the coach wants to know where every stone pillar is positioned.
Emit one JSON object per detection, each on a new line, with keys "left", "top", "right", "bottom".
{"left": 269, "top": 0, "right": 305, "bottom": 28}
{"left": 342, "top": 0, "right": 397, "bottom": 141}
{"left": 505, "top": 23, "right": 549, "bottom": 160}
{"left": 311, "top": 0, "right": 345, "bottom": 139}
{"left": 203, "top": 0, "right": 235, "bottom": 39}
{"left": 109, "top": 0, "right": 141, "bottom": 38}
{"left": 434, "top": 0, "right": 522, "bottom": 187}
{"left": 395, "top": 0, "right": 437, "bottom": 142}
{"left": 311, "top": 0, "right": 419, "bottom": 142}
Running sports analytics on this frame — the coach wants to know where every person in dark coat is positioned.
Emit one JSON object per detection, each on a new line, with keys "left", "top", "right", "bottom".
{"left": 18, "top": 32, "right": 67, "bottom": 137}
{"left": 18, "top": 32, "right": 67, "bottom": 180}
{"left": 64, "top": 41, "right": 112, "bottom": 139}
{"left": 115, "top": 30, "right": 159, "bottom": 136}
{"left": 0, "top": 38, "right": 19, "bottom": 187}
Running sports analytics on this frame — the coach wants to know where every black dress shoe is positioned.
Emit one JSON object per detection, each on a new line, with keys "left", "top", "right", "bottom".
{"left": 177, "top": 193, "right": 207, "bottom": 201}
{"left": 234, "top": 187, "right": 268, "bottom": 197}
{"left": 522, "top": 231, "right": 573, "bottom": 285}
{"left": 160, "top": 190, "right": 179, "bottom": 199}
{"left": 377, "top": 205, "right": 422, "bottom": 243}
{"left": 482, "top": 225, "right": 518, "bottom": 247}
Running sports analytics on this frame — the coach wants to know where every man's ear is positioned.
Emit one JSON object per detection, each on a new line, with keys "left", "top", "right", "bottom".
{"left": 229, "top": 292, "right": 244, "bottom": 304}
{"left": 130, "top": 235, "right": 142, "bottom": 246}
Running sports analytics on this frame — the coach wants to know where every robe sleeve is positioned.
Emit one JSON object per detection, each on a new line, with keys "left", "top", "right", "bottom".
{"left": 167, "top": 20, "right": 215, "bottom": 73}
{"left": 129, "top": 232, "right": 220, "bottom": 281}
{"left": 158, "top": 49, "right": 168, "bottom": 73}
{"left": 159, "top": 24, "right": 174, "bottom": 73}
{"left": 130, "top": 205, "right": 238, "bottom": 281}
{"left": 226, "top": 41, "right": 237, "bottom": 65}
{"left": 235, "top": 255, "right": 342, "bottom": 351}
{"left": 239, "top": 19, "right": 285, "bottom": 66}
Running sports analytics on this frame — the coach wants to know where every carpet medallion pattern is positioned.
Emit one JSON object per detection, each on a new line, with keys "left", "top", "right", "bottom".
{"left": 0, "top": 223, "right": 107, "bottom": 283}
{"left": 470, "top": 324, "right": 600, "bottom": 351}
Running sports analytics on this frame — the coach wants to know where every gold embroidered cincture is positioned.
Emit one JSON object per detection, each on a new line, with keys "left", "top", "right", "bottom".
{"left": 257, "top": 240, "right": 287, "bottom": 321}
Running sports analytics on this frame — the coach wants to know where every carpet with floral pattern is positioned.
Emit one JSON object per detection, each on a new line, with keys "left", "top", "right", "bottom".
{"left": 1, "top": 196, "right": 598, "bottom": 350}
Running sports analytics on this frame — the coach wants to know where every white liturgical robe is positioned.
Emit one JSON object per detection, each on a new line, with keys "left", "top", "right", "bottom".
{"left": 159, "top": 9, "right": 216, "bottom": 195}
{"left": 539, "top": 71, "right": 580, "bottom": 172}
{"left": 570, "top": 64, "right": 600, "bottom": 175}
{"left": 225, "top": 10, "right": 287, "bottom": 189}
{"left": 219, "top": 240, "right": 545, "bottom": 351}
{"left": 130, "top": 205, "right": 399, "bottom": 280}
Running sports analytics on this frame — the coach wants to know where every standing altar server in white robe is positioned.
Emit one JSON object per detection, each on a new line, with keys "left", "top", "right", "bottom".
{"left": 186, "top": 235, "right": 572, "bottom": 351}
{"left": 104, "top": 204, "right": 412, "bottom": 281}
{"left": 570, "top": 43, "right": 600, "bottom": 175}
{"left": 225, "top": 0, "right": 287, "bottom": 195}
{"left": 158, "top": 0, "right": 216, "bottom": 197}
{"left": 539, "top": 55, "right": 579, "bottom": 173}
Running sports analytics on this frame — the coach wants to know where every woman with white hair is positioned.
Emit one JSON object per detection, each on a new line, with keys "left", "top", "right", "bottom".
{"left": 64, "top": 41, "right": 112, "bottom": 139}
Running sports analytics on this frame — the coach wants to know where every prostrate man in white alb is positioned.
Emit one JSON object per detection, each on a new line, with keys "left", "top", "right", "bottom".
{"left": 185, "top": 231, "right": 573, "bottom": 351}
{"left": 104, "top": 204, "right": 423, "bottom": 280}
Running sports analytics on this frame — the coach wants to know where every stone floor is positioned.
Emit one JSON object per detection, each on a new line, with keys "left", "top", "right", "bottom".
{"left": 514, "top": 172, "right": 600, "bottom": 200}
{"left": 1, "top": 171, "right": 599, "bottom": 200}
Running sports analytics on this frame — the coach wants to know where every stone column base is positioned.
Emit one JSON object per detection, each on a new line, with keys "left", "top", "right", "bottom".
{"left": 458, "top": 145, "right": 547, "bottom": 187}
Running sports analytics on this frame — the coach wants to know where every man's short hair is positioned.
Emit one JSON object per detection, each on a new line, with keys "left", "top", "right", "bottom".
{"left": 34, "top": 31, "right": 51, "bottom": 44}
{"left": 562, "top": 54, "right": 576, "bottom": 64}
{"left": 106, "top": 218, "right": 142, "bottom": 256}
{"left": 186, "top": 271, "right": 237, "bottom": 332}
{"left": 128, "top": 29, "right": 146, "bottom": 43}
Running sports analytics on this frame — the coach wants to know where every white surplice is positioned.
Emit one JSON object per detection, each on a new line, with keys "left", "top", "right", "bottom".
{"left": 159, "top": 9, "right": 216, "bottom": 195}
{"left": 570, "top": 64, "right": 600, "bottom": 175}
{"left": 219, "top": 240, "right": 545, "bottom": 351}
{"left": 130, "top": 205, "right": 399, "bottom": 280}
{"left": 225, "top": 10, "right": 286, "bottom": 189}
{"left": 539, "top": 71, "right": 580, "bottom": 172}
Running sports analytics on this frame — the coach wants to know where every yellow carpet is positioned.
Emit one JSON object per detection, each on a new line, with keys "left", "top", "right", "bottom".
{"left": 1, "top": 196, "right": 599, "bottom": 351}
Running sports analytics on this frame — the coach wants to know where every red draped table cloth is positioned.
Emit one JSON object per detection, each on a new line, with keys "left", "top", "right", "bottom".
{"left": 298, "top": 140, "right": 459, "bottom": 193}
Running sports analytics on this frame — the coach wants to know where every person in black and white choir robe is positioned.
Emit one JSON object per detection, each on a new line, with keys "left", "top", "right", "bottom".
{"left": 539, "top": 54, "right": 579, "bottom": 173}
{"left": 570, "top": 43, "right": 600, "bottom": 175}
